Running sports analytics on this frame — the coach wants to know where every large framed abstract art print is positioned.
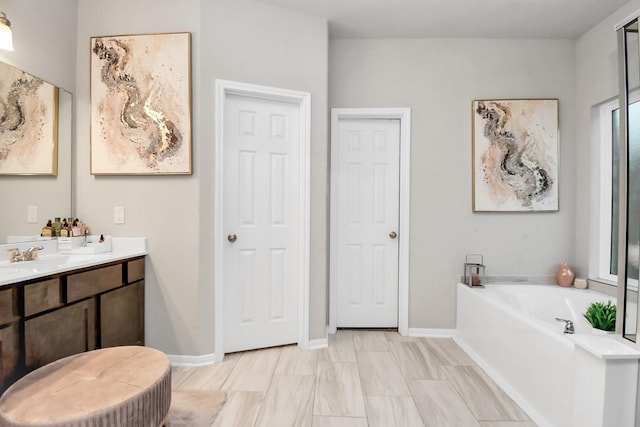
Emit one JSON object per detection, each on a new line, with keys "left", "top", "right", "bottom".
{"left": 90, "top": 32, "right": 192, "bottom": 175}
{"left": 0, "top": 61, "right": 58, "bottom": 175}
{"left": 472, "top": 99, "right": 559, "bottom": 212}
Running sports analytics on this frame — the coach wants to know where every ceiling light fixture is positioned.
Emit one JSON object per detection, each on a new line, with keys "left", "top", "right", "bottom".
{"left": 0, "top": 12, "right": 14, "bottom": 51}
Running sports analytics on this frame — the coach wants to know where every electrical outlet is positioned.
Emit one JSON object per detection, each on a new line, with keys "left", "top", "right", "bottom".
{"left": 114, "top": 206, "right": 125, "bottom": 224}
{"left": 27, "top": 206, "right": 38, "bottom": 223}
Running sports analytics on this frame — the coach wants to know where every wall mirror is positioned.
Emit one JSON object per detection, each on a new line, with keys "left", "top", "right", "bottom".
{"left": 0, "top": 60, "right": 72, "bottom": 243}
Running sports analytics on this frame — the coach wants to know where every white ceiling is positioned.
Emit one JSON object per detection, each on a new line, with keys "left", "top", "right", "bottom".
{"left": 253, "top": 0, "right": 632, "bottom": 39}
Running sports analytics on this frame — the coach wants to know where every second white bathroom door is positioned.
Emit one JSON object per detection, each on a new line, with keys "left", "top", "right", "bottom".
{"left": 334, "top": 118, "right": 400, "bottom": 327}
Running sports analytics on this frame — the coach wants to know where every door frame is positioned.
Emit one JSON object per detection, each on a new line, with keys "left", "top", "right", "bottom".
{"left": 214, "top": 79, "right": 311, "bottom": 362}
{"left": 329, "top": 108, "right": 411, "bottom": 335}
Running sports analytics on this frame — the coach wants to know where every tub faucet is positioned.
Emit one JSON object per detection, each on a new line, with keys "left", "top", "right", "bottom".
{"left": 555, "top": 318, "right": 575, "bottom": 334}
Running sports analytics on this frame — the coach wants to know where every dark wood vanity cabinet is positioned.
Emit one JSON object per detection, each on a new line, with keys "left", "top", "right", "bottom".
{"left": 0, "top": 256, "right": 145, "bottom": 392}
{"left": 0, "top": 287, "right": 20, "bottom": 391}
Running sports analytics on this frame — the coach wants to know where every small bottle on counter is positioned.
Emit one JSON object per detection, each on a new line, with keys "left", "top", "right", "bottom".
{"left": 60, "top": 219, "right": 69, "bottom": 237}
{"left": 77, "top": 219, "right": 87, "bottom": 236}
{"left": 53, "top": 217, "right": 62, "bottom": 237}
{"left": 72, "top": 218, "right": 88, "bottom": 237}
{"left": 41, "top": 220, "right": 53, "bottom": 237}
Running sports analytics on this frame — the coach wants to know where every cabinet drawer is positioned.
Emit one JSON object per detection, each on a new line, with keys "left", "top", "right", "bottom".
{"left": 25, "top": 278, "right": 62, "bottom": 316}
{"left": 128, "top": 258, "right": 145, "bottom": 283}
{"left": 67, "top": 264, "right": 122, "bottom": 302}
{"left": 0, "top": 288, "right": 17, "bottom": 325}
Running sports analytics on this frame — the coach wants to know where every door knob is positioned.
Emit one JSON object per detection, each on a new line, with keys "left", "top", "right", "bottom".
{"left": 389, "top": 231, "right": 397, "bottom": 239}
{"left": 227, "top": 233, "right": 237, "bottom": 243}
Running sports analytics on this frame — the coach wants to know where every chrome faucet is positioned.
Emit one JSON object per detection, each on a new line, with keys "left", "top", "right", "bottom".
{"left": 555, "top": 318, "right": 575, "bottom": 334}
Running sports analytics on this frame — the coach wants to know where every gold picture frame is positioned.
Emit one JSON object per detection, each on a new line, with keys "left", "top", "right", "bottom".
{"left": 0, "top": 61, "right": 58, "bottom": 176}
{"left": 472, "top": 99, "right": 559, "bottom": 212}
{"left": 90, "top": 32, "right": 192, "bottom": 175}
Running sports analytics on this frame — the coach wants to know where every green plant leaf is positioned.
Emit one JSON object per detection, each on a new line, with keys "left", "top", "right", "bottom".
{"left": 583, "top": 300, "right": 616, "bottom": 331}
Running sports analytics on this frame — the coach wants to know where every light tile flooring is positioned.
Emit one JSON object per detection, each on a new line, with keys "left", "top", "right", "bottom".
{"left": 172, "top": 330, "right": 538, "bottom": 427}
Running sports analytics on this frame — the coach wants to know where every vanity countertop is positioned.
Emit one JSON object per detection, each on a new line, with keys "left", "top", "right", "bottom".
{"left": 0, "top": 238, "right": 147, "bottom": 286}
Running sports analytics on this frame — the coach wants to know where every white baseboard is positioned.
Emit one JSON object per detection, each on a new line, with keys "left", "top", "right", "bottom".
{"left": 407, "top": 328, "right": 456, "bottom": 337}
{"left": 169, "top": 336, "right": 328, "bottom": 367}
{"left": 170, "top": 328, "right": 456, "bottom": 366}
{"left": 169, "top": 353, "right": 217, "bottom": 367}
{"left": 306, "top": 337, "right": 328, "bottom": 349}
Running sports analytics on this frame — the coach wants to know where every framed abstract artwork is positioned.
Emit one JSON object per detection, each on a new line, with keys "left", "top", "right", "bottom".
{"left": 90, "top": 32, "right": 192, "bottom": 175}
{"left": 472, "top": 99, "right": 559, "bottom": 212}
{"left": 0, "top": 61, "right": 58, "bottom": 175}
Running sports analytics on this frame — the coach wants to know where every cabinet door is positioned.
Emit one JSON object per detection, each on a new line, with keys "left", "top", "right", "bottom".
{"left": 100, "top": 281, "right": 144, "bottom": 347}
{"left": 25, "top": 299, "right": 96, "bottom": 368}
{"left": 0, "top": 323, "right": 19, "bottom": 392}
{"left": 0, "top": 287, "right": 20, "bottom": 392}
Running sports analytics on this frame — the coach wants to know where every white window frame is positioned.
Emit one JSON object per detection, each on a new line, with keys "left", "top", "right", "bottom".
{"left": 596, "top": 97, "right": 619, "bottom": 285}
{"left": 596, "top": 93, "right": 640, "bottom": 288}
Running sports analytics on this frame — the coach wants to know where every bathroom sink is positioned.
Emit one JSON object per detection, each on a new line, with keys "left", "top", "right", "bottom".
{"left": 0, "top": 255, "right": 72, "bottom": 273}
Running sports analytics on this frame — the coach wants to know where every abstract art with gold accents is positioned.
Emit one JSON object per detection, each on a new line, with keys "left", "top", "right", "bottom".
{"left": 0, "top": 61, "right": 58, "bottom": 175}
{"left": 90, "top": 32, "right": 191, "bottom": 175}
{"left": 472, "top": 99, "right": 559, "bottom": 212}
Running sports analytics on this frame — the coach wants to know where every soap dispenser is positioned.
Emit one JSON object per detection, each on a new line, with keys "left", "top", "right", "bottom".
{"left": 60, "top": 219, "right": 70, "bottom": 237}
{"left": 41, "top": 220, "right": 53, "bottom": 238}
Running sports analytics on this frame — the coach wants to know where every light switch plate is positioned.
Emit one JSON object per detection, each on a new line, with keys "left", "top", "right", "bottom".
{"left": 114, "top": 206, "right": 125, "bottom": 224}
{"left": 27, "top": 206, "right": 38, "bottom": 223}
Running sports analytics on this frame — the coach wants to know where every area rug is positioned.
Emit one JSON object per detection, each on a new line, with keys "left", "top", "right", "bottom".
{"left": 164, "top": 390, "right": 227, "bottom": 427}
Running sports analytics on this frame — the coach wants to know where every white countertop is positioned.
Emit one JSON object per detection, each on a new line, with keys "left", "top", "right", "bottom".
{"left": 0, "top": 237, "right": 147, "bottom": 286}
{"left": 570, "top": 333, "right": 640, "bottom": 360}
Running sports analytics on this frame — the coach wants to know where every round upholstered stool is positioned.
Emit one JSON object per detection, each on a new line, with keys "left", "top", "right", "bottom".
{"left": 0, "top": 346, "right": 171, "bottom": 427}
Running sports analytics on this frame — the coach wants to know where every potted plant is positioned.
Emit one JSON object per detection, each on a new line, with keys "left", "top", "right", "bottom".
{"left": 583, "top": 300, "right": 616, "bottom": 332}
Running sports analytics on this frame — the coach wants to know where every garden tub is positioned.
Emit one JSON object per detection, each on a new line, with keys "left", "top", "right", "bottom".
{"left": 456, "top": 282, "right": 640, "bottom": 427}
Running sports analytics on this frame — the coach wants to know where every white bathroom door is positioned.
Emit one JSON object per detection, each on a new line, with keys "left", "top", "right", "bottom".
{"left": 335, "top": 118, "right": 400, "bottom": 327}
{"left": 222, "top": 93, "right": 300, "bottom": 353}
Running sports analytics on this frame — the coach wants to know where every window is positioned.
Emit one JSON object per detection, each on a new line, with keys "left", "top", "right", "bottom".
{"left": 598, "top": 98, "right": 619, "bottom": 284}
{"left": 597, "top": 96, "right": 640, "bottom": 286}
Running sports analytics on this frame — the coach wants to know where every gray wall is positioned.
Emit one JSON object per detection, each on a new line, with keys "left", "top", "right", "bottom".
{"left": 200, "top": 0, "right": 329, "bottom": 344}
{"left": 3, "top": 0, "right": 637, "bottom": 354}
{"left": 576, "top": 1, "right": 640, "bottom": 282}
{"left": 330, "top": 38, "right": 577, "bottom": 328}
{"left": 74, "top": 0, "right": 328, "bottom": 356}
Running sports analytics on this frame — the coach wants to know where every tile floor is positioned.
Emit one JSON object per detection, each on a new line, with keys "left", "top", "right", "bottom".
{"left": 172, "top": 330, "right": 538, "bottom": 427}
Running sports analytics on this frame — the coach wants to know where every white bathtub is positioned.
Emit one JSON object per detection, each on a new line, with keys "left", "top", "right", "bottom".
{"left": 456, "top": 282, "right": 640, "bottom": 427}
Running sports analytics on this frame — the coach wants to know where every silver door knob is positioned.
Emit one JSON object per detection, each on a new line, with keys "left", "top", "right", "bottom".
{"left": 389, "top": 231, "right": 397, "bottom": 239}
{"left": 227, "top": 233, "right": 237, "bottom": 243}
